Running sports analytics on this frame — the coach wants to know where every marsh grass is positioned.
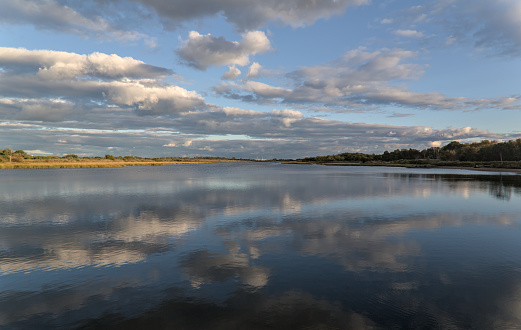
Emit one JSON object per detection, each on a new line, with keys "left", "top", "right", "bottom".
{"left": 0, "top": 159, "right": 247, "bottom": 169}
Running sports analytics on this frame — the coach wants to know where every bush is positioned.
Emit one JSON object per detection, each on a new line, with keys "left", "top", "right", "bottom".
{"left": 11, "top": 155, "right": 24, "bottom": 163}
{"left": 14, "top": 150, "right": 29, "bottom": 158}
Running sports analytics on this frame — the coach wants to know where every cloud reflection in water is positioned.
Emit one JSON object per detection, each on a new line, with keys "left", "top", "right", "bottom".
{"left": 1, "top": 164, "right": 521, "bottom": 328}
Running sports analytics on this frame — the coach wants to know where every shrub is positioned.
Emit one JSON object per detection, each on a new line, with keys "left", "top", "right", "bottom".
{"left": 14, "top": 150, "right": 29, "bottom": 158}
{"left": 11, "top": 155, "right": 24, "bottom": 163}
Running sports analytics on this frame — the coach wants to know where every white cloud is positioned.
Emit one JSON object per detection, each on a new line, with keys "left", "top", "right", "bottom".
{"left": 222, "top": 107, "right": 262, "bottom": 116}
{"left": 236, "top": 81, "right": 292, "bottom": 98}
{"left": 104, "top": 82, "right": 205, "bottom": 114}
{"left": 394, "top": 29, "right": 424, "bottom": 38}
{"left": 247, "top": 62, "right": 262, "bottom": 78}
{"left": 0, "top": 48, "right": 206, "bottom": 117}
{"left": 271, "top": 109, "right": 304, "bottom": 127}
{"left": 271, "top": 109, "right": 303, "bottom": 118}
{"left": 215, "top": 47, "right": 521, "bottom": 112}
{"left": 177, "top": 31, "right": 270, "bottom": 70}
{"left": 24, "top": 149, "right": 54, "bottom": 155}
{"left": 222, "top": 66, "right": 241, "bottom": 80}
{"left": 0, "top": 48, "right": 172, "bottom": 79}
{"left": 445, "top": 36, "right": 458, "bottom": 47}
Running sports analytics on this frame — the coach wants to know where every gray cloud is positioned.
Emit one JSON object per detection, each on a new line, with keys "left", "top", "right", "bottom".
{"left": 0, "top": 0, "right": 153, "bottom": 43}
{"left": 389, "top": 112, "right": 414, "bottom": 118}
{"left": 4, "top": 0, "right": 520, "bottom": 59}
{"left": 0, "top": 49, "right": 510, "bottom": 159}
{"left": 0, "top": 104, "right": 505, "bottom": 158}
{"left": 132, "top": 0, "right": 370, "bottom": 31}
{"left": 215, "top": 47, "right": 521, "bottom": 111}
{"left": 0, "top": 0, "right": 370, "bottom": 47}
{"left": 177, "top": 31, "right": 270, "bottom": 70}
{"left": 388, "top": 1, "right": 521, "bottom": 56}
{"left": 445, "top": 0, "right": 521, "bottom": 56}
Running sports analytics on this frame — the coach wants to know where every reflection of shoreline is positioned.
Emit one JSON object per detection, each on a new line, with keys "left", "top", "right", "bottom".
{"left": 436, "top": 166, "right": 521, "bottom": 174}
{"left": 288, "top": 162, "right": 521, "bottom": 174}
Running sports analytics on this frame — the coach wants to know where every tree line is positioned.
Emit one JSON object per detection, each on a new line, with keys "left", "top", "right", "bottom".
{"left": 3, "top": 139, "right": 521, "bottom": 164}
{"left": 302, "top": 139, "right": 521, "bottom": 163}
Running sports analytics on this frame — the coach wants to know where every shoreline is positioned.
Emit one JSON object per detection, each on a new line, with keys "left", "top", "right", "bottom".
{"left": 2, "top": 160, "right": 521, "bottom": 174}
{"left": 435, "top": 166, "right": 521, "bottom": 174}
{"left": 0, "top": 159, "right": 249, "bottom": 169}
{"left": 284, "top": 161, "right": 521, "bottom": 174}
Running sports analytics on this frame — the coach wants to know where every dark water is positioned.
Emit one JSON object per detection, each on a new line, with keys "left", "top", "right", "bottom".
{"left": 1, "top": 163, "right": 521, "bottom": 329}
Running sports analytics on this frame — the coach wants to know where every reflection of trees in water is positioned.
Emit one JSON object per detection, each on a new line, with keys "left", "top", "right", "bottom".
{"left": 385, "top": 172, "right": 521, "bottom": 201}
{"left": 3, "top": 165, "right": 521, "bottom": 329}
{"left": 77, "top": 289, "right": 376, "bottom": 330}
{"left": 488, "top": 176, "right": 513, "bottom": 201}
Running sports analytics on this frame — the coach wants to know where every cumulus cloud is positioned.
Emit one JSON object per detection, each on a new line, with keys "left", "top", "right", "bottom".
{"left": 271, "top": 109, "right": 303, "bottom": 127}
{"left": 215, "top": 47, "right": 521, "bottom": 111}
{"left": 222, "top": 107, "right": 262, "bottom": 117}
{"left": 0, "top": 46, "right": 510, "bottom": 159}
{"left": 0, "top": 47, "right": 205, "bottom": 117}
{"left": 177, "top": 31, "right": 270, "bottom": 70}
{"left": 222, "top": 66, "right": 241, "bottom": 80}
{"left": 0, "top": 48, "right": 172, "bottom": 80}
{"left": 105, "top": 83, "right": 205, "bottom": 114}
{"left": 247, "top": 62, "right": 262, "bottom": 78}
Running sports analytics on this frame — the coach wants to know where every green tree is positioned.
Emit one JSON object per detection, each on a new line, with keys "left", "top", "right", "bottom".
{"left": 1, "top": 148, "right": 13, "bottom": 156}
{"left": 14, "top": 150, "right": 28, "bottom": 158}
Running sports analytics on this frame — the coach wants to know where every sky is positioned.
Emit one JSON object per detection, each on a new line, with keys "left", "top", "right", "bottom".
{"left": 1, "top": 0, "right": 521, "bottom": 159}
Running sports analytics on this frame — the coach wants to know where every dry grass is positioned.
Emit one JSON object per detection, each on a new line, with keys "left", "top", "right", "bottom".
{"left": 0, "top": 159, "right": 248, "bottom": 169}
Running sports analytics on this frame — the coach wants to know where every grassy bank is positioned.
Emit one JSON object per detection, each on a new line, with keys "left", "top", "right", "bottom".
{"left": 0, "top": 159, "right": 248, "bottom": 169}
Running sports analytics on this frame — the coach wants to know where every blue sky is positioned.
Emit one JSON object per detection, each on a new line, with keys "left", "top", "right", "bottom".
{"left": 1, "top": 0, "right": 521, "bottom": 158}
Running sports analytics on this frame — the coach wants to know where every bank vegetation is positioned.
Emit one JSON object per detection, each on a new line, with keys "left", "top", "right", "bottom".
{"left": 0, "top": 150, "right": 246, "bottom": 169}
{"left": 295, "top": 139, "right": 521, "bottom": 170}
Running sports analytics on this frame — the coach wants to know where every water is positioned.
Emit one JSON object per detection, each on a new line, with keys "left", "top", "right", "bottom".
{"left": 1, "top": 163, "right": 521, "bottom": 329}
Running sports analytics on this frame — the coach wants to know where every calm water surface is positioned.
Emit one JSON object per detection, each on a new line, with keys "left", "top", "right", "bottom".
{"left": 1, "top": 163, "right": 521, "bottom": 329}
